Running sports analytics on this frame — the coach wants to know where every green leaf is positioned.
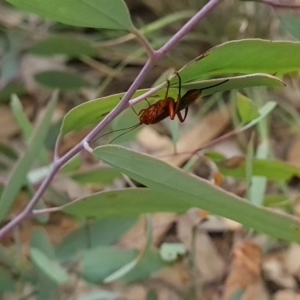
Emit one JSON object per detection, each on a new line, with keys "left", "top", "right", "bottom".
{"left": 0, "top": 266, "right": 14, "bottom": 292}
{"left": 36, "top": 274, "right": 60, "bottom": 300}
{"left": 205, "top": 152, "right": 226, "bottom": 162}
{"left": 0, "top": 92, "right": 57, "bottom": 222}
{"left": 103, "top": 257, "right": 139, "bottom": 283}
{"left": 217, "top": 158, "right": 300, "bottom": 181}
{"left": 280, "top": 14, "right": 300, "bottom": 41}
{"left": 110, "top": 108, "right": 141, "bottom": 144}
{"left": 31, "top": 229, "right": 60, "bottom": 300}
{"left": 35, "top": 71, "right": 88, "bottom": 91}
{"left": 0, "top": 142, "right": 18, "bottom": 160}
{"left": 249, "top": 112, "right": 269, "bottom": 206}
{"left": 60, "top": 89, "right": 150, "bottom": 137}
{"left": 30, "top": 248, "right": 69, "bottom": 284}
{"left": 160, "top": 243, "right": 186, "bottom": 262}
{"left": 45, "top": 120, "right": 63, "bottom": 150}
{"left": 63, "top": 189, "right": 188, "bottom": 218}
{"left": 83, "top": 0, "right": 133, "bottom": 30}
{"left": 176, "top": 39, "right": 300, "bottom": 82}
{"left": 103, "top": 250, "right": 166, "bottom": 283}
{"left": 61, "top": 94, "right": 118, "bottom": 137}
{"left": 61, "top": 157, "right": 81, "bottom": 174}
{"left": 80, "top": 247, "right": 137, "bottom": 283}
{"left": 28, "top": 165, "right": 52, "bottom": 185}
{"left": 0, "top": 82, "right": 26, "bottom": 103}
{"left": 245, "top": 135, "right": 255, "bottom": 200}
{"left": 71, "top": 167, "right": 122, "bottom": 185}
{"left": 91, "top": 145, "right": 300, "bottom": 244}
{"left": 241, "top": 101, "right": 276, "bottom": 131}
{"left": 7, "top": 0, "right": 134, "bottom": 31}
{"left": 10, "top": 95, "right": 33, "bottom": 140}
{"left": 123, "top": 251, "right": 166, "bottom": 282}
{"left": 1, "top": 51, "right": 21, "bottom": 84}
{"left": 178, "top": 73, "right": 284, "bottom": 95}
{"left": 264, "top": 195, "right": 290, "bottom": 208}
{"left": 140, "top": 11, "right": 195, "bottom": 36}
{"left": 31, "top": 229, "right": 55, "bottom": 259}
{"left": 56, "top": 217, "right": 138, "bottom": 261}
{"left": 11, "top": 95, "right": 49, "bottom": 164}
{"left": 237, "top": 93, "right": 260, "bottom": 124}
{"left": 30, "top": 35, "right": 97, "bottom": 57}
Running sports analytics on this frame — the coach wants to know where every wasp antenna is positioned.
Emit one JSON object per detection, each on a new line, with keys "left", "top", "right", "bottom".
{"left": 93, "top": 123, "right": 140, "bottom": 144}
{"left": 200, "top": 79, "right": 229, "bottom": 91}
{"left": 175, "top": 72, "right": 182, "bottom": 97}
{"left": 109, "top": 123, "right": 141, "bottom": 144}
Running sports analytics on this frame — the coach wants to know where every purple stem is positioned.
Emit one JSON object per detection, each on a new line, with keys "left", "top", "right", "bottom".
{"left": 0, "top": 0, "right": 220, "bottom": 239}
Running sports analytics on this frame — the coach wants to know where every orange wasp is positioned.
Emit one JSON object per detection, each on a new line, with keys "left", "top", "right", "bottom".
{"left": 132, "top": 72, "right": 228, "bottom": 126}
{"left": 97, "top": 73, "right": 228, "bottom": 143}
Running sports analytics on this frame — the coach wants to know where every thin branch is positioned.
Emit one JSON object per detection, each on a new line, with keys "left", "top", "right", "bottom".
{"left": 0, "top": 0, "right": 221, "bottom": 239}
{"left": 54, "top": 134, "right": 61, "bottom": 160}
{"left": 132, "top": 27, "right": 155, "bottom": 58}
{"left": 129, "top": 82, "right": 166, "bottom": 106}
{"left": 95, "top": 10, "right": 195, "bottom": 47}
{"left": 157, "top": 0, "right": 220, "bottom": 56}
{"left": 81, "top": 55, "right": 122, "bottom": 77}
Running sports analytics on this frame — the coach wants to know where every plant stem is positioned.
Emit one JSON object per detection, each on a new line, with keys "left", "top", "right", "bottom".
{"left": 132, "top": 27, "right": 155, "bottom": 58}
{"left": 0, "top": 0, "right": 221, "bottom": 239}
